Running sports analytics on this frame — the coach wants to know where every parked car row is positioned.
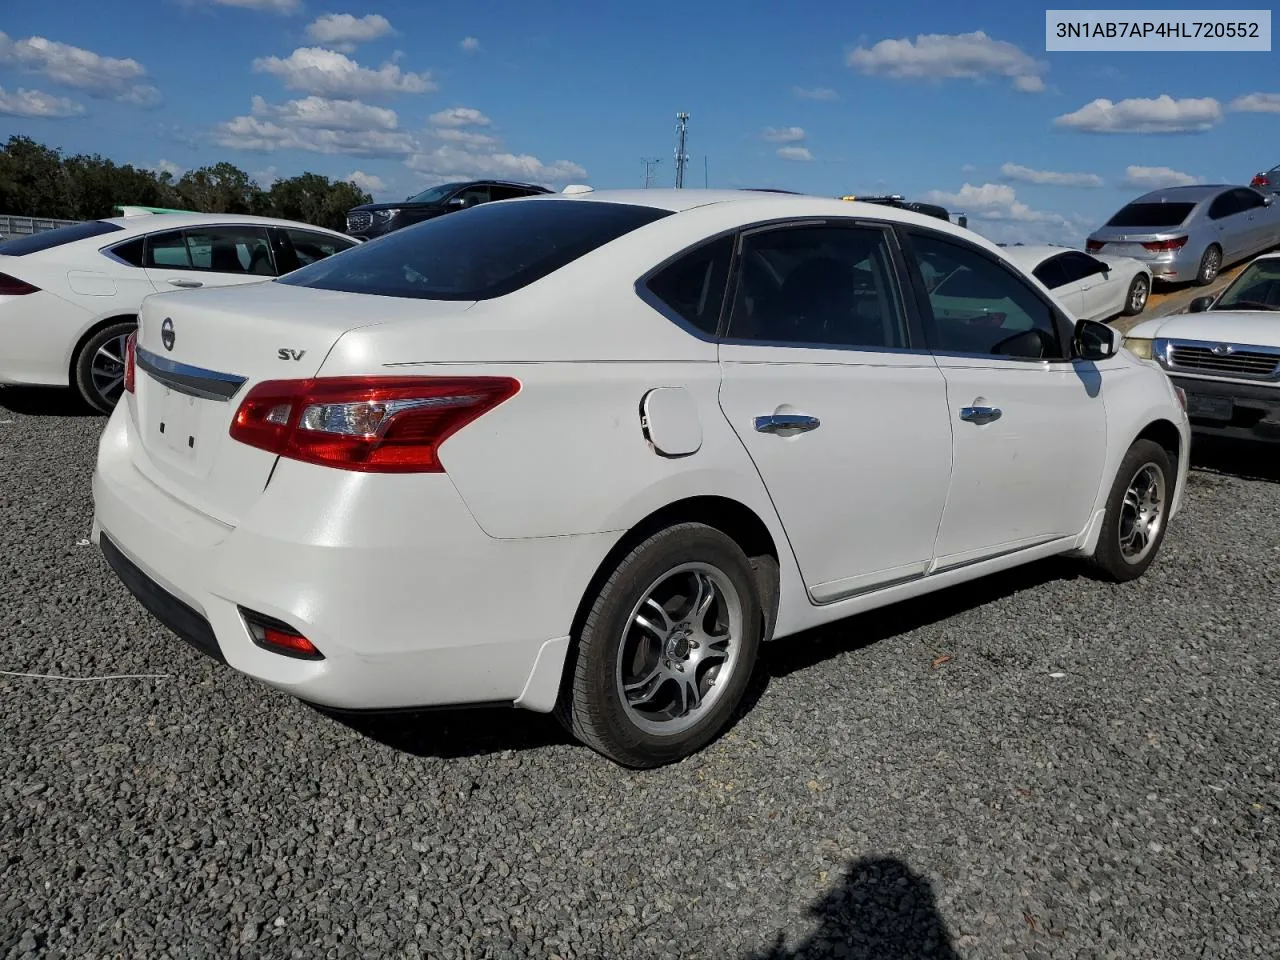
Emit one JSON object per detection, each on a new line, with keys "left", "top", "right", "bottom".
{"left": 67, "top": 187, "right": 1193, "bottom": 768}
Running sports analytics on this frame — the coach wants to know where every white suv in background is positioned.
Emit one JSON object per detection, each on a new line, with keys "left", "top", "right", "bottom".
{"left": 0, "top": 213, "right": 357, "bottom": 412}
{"left": 1123, "top": 252, "right": 1280, "bottom": 443}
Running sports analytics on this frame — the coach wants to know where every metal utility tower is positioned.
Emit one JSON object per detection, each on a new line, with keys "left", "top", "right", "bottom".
{"left": 641, "top": 157, "right": 662, "bottom": 188}
{"left": 673, "top": 112, "right": 689, "bottom": 188}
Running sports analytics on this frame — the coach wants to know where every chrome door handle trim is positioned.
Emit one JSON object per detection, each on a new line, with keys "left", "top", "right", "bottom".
{"left": 959, "top": 406, "right": 1002, "bottom": 425}
{"left": 754, "top": 413, "right": 821, "bottom": 434}
{"left": 167, "top": 278, "right": 203, "bottom": 288}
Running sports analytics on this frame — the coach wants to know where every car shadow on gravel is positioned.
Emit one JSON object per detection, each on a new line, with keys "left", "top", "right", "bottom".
{"left": 311, "top": 702, "right": 574, "bottom": 760}
{"left": 0, "top": 386, "right": 97, "bottom": 417}
{"left": 745, "top": 856, "right": 959, "bottom": 959}
{"left": 1189, "top": 436, "right": 1280, "bottom": 484}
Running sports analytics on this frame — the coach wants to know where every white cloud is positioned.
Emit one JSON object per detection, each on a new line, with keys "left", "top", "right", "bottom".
{"left": 1230, "top": 92, "right": 1280, "bottom": 113}
{"left": 346, "top": 170, "right": 386, "bottom": 193}
{"left": 921, "top": 182, "right": 1061, "bottom": 223}
{"left": 205, "top": 0, "right": 300, "bottom": 11}
{"left": 1054, "top": 95, "right": 1222, "bottom": 134}
{"left": 249, "top": 93, "right": 399, "bottom": 131}
{"left": 150, "top": 159, "right": 185, "bottom": 179}
{"left": 305, "top": 13, "right": 393, "bottom": 51}
{"left": 792, "top": 85, "right": 838, "bottom": 100}
{"left": 0, "top": 32, "right": 159, "bottom": 105}
{"left": 406, "top": 143, "right": 586, "bottom": 185}
{"left": 460, "top": 36, "right": 481, "bottom": 53}
{"left": 215, "top": 115, "right": 417, "bottom": 157}
{"left": 960, "top": 163, "right": 978, "bottom": 173}
{"left": 1000, "top": 162, "right": 1104, "bottom": 187}
{"left": 252, "top": 165, "right": 280, "bottom": 186}
{"left": 777, "top": 146, "right": 814, "bottom": 161}
{"left": 434, "top": 128, "right": 501, "bottom": 148}
{"left": 762, "top": 125, "right": 805, "bottom": 143}
{"left": 1123, "top": 165, "right": 1203, "bottom": 189}
{"left": 0, "top": 85, "right": 84, "bottom": 118}
{"left": 429, "top": 106, "right": 491, "bottom": 127}
{"left": 846, "top": 30, "right": 1045, "bottom": 92}
{"left": 252, "top": 47, "right": 435, "bottom": 98}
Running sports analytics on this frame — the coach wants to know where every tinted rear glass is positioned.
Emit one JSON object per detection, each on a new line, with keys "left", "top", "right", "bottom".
{"left": 1105, "top": 202, "right": 1195, "bottom": 228}
{"left": 280, "top": 199, "right": 673, "bottom": 301}
{"left": 0, "top": 220, "right": 124, "bottom": 256}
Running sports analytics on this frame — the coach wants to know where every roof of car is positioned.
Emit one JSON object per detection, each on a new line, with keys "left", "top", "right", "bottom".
{"left": 1133, "top": 184, "right": 1233, "bottom": 202}
{"left": 999, "top": 244, "right": 1082, "bottom": 267}
{"left": 98, "top": 211, "right": 349, "bottom": 235}
{"left": 547, "top": 187, "right": 957, "bottom": 221}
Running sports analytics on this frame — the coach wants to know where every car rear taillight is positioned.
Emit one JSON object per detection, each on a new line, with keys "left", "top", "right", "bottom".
{"left": 1141, "top": 236, "right": 1188, "bottom": 252}
{"left": 1085, "top": 240, "right": 1103, "bottom": 253}
{"left": 1252, "top": 175, "right": 1270, "bottom": 188}
{"left": 123, "top": 331, "right": 137, "bottom": 394}
{"left": 229, "top": 375, "right": 521, "bottom": 473}
{"left": 0, "top": 272, "right": 40, "bottom": 295}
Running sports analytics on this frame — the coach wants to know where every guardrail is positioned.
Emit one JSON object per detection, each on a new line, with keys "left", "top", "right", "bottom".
{"left": 0, "top": 214, "right": 82, "bottom": 240}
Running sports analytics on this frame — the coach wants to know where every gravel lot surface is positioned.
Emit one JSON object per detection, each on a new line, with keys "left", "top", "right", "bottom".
{"left": 2, "top": 387, "right": 1278, "bottom": 959}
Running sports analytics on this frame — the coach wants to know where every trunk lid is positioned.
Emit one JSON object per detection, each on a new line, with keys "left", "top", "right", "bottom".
{"left": 129, "top": 282, "right": 475, "bottom": 526}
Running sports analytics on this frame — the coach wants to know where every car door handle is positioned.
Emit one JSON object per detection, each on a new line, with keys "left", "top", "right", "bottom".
{"left": 754, "top": 413, "right": 821, "bottom": 434}
{"left": 959, "top": 405, "right": 1002, "bottom": 425}
{"left": 167, "top": 278, "right": 203, "bottom": 288}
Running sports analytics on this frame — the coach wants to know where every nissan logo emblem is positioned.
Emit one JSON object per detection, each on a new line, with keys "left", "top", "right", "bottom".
{"left": 1211, "top": 343, "right": 1232, "bottom": 356}
{"left": 161, "top": 317, "right": 175, "bottom": 351}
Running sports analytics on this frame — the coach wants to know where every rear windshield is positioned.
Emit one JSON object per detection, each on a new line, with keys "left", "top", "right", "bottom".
{"left": 0, "top": 220, "right": 124, "bottom": 256}
{"left": 277, "top": 199, "right": 673, "bottom": 300}
{"left": 1105, "top": 202, "right": 1195, "bottom": 228}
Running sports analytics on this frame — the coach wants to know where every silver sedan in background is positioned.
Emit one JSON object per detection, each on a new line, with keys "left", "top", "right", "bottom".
{"left": 1085, "top": 184, "right": 1280, "bottom": 287}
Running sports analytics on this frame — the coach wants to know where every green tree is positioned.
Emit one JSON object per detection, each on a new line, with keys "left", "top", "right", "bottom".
{"left": 176, "top": 162, "right": 264, "bottom": 214}
{"left": 265, "top": 173, "right": 371, "bottom": 232}
{"left": 0, "top": 136, "right": 75, "bottom": 218}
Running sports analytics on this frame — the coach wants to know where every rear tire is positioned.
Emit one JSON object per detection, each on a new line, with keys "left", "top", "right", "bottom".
{"left": 1087, "top": 439, "right": 1173, "bottom": 582}
{"left": 557, "top": 523, "right": 763, "bottom": 768}
{"left": 73, "top": 320, "right": 135, "bottom": 414}
{"left": 1122, "top": 273, "right": 1149, "bottom": 316}
{"left": 1195, "top": 245, "right": 1221, "bottom": 287}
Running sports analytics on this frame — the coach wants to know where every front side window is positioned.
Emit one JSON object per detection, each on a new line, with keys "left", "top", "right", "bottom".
{"left": 1058, "top": 252, "right": 1106, "bottom": 284}
{"left": 910, "top": 233, "right": 1064, "bottom": 360}
{"left": 1032, "top": 256, "right": 1069, "bottom": 289}
{"left": 644, "top": 235, "right": 733, "bottom": 335}
{"left": 1207, "top": 192, "right": 1241, "bottom": 220}
{"left": 276, "top": 198, "right": 672, "bottom": 301}
{"left": 1234, "top": 188, "right": 1266, "bottom": 212}
{"left": 725, "top": 224, "right": 907, "bottom": 350}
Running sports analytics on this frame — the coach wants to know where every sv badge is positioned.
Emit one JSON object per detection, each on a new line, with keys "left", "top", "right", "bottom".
{"left": 278, "top": 348, "right": 307, "bottom": 361}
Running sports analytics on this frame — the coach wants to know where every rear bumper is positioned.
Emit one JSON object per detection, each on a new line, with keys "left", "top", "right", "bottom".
{"left": 1170, "top": 375, "right": 1280, "bottom": 443}
{"left": 90, "top": 404, "right": 612, "bottom": 711}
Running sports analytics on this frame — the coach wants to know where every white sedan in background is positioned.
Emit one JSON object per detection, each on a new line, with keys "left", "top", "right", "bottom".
{"left": 1000, "top": 244, "right": 1152, "bottom": 322}
{"left": 0, "top": 212, "right": 358, "bottom": 412}
{"left": 92, "top": 188, "right": 1190, "bottom": 768}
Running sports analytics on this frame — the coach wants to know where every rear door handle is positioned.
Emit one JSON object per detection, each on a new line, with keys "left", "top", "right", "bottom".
{"left": 959, "top": 406, "right": 1002, "bottom": 425}
{"left": 167, "top": 278, "right": 203, "bottom": 288}
{"left": 754, "top": 413, "right": 821, "bottom": 434}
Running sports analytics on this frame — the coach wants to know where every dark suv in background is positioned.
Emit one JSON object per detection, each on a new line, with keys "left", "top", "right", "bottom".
{"left": 345, "top": 179, "right": 553, "bottom": 240}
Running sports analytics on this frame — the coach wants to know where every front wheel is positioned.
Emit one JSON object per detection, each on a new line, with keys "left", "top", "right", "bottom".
{"left": 73, "top": 320, "right": 135, "bottom": 414}
{"left": 557, "top": 523, "right": 763, "bottom": 768}
{"left": 1087, "top": 439, "right": 1173, "bottom": 582}
{"left": 1195, "top": 245, "right": 1221, "bottom": 286}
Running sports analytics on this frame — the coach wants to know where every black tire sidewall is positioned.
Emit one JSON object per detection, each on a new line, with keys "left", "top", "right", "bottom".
{"left": 568, "top": 524, "right": 763, "bottom": 768}
{"left": 1093, "top": 440, "right": 1173, "bottom": 581}
{"left": 74, "top": 321, "right": 136, "bottom": 414}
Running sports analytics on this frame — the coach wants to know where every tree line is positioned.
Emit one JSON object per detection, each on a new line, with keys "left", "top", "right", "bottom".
{"left": 0, "top": 136, "right": 372, "bottom": 232}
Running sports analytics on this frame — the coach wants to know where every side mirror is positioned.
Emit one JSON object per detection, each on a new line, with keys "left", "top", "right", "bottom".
{"left": 957, "top": 215, "right": 968, "bottom": 229}
{"left": 1188, "top": 295, "right": 1214, "bottom": 313}
{"left": 1073, "top": 318, "right": 1120, "bottom": 361}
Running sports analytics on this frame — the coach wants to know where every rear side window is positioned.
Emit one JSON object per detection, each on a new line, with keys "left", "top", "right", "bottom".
{"left": 644, "top": 235, "right": 733, "bottom": 335}
{"left": 1105, "top": 202, "right": 1195, "bottom": 228}
{"left": 0, "top": 220, "right": 123, "bottom": 256}
{"left": 277, "top": 199, "right": 673, "bottom": 300}
{"left": 104, "top": 236, "right": 145, "bottom": 267}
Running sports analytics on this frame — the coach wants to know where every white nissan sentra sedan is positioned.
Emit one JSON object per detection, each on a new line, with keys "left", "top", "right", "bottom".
{"left": 91, "top": 188, "right": 1191, "bottom": 768}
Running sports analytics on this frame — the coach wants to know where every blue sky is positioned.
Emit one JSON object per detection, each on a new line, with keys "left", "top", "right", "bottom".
{"left": 1, "top": 0, "right": 1277, "bottom": 245}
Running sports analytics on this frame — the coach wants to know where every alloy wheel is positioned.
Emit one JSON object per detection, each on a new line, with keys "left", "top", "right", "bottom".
{"left": 1118, "top": 463, "right": 1166, "bottom": 564}
{"left": 1130, "top": 276, "right": 1149, "bottom": 313}
{"left": 90, "top": 333, "right": 131, "bottom": 409}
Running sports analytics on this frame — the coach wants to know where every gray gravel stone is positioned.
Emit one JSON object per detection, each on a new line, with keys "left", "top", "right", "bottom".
{"left": 1, "top": 390, "right": 1278, "bottom": 959}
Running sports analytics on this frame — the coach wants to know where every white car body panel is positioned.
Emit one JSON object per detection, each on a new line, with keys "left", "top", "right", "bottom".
{"left": 90, "top": 189, "right": 1191, "bottom": 717}
{"left": 0, "top": 213, "right": 355, "bottom": 389}
{"left": 1002, "top": 245, "right": 1150, "bottom": 323}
